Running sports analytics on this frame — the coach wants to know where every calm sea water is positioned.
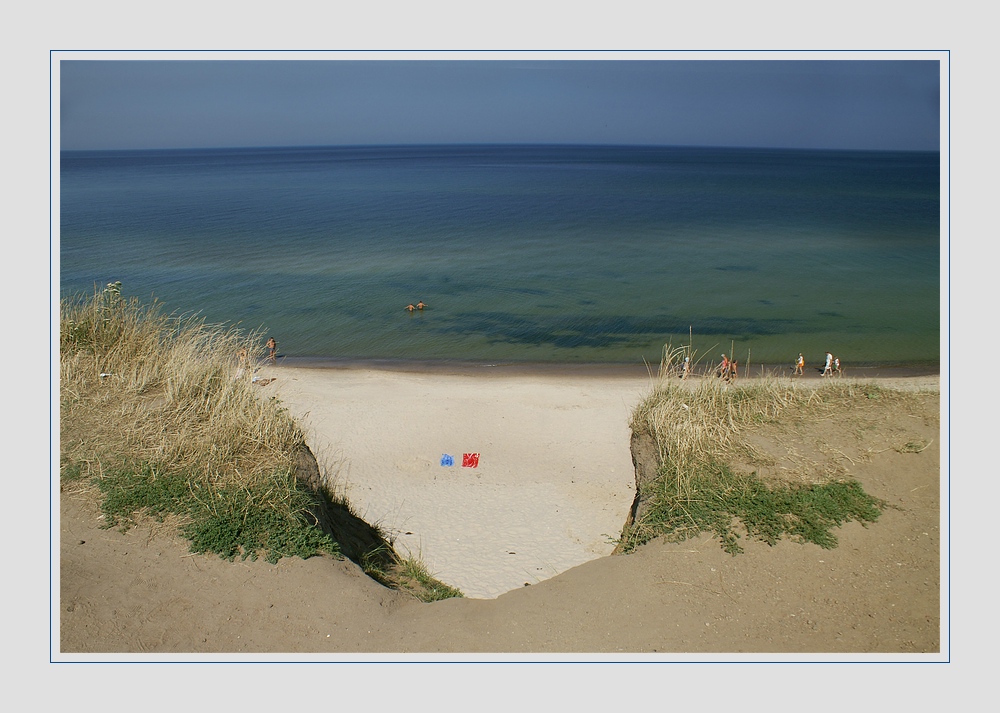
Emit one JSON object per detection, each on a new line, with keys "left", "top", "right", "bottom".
{"left": 59, "top": 144, "right": 940, "bottom": 368}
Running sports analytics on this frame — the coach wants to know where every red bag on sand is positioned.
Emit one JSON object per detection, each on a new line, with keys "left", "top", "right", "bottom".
{"left": 462, "top": 453, "right": 480, "bottom": 468}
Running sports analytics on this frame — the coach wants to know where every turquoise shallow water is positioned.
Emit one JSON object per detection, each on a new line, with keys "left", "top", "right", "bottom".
{"left": 60, "top": 144, "right": 941, "bottom": 368}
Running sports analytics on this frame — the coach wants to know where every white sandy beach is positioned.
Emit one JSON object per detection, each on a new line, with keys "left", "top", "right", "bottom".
{"left": 263, "top": 364, "right": 651, "bottom": 598}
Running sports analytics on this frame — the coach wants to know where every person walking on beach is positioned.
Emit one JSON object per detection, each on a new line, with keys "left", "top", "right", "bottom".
{"left": 266, "top": 337, "right": 277, "bottom": 363}
{"left": 720, "top": 358, "right": 737, "bottom": 382}
{"left": 717, "top": 353, "right": 729, "bottom": 379}
{"left": 794, "top": 353, "right": 805, "bottom": 376}
{"left": 822, "top": 351, "right": 833, "bottom": 377}
{"left": 681, "top": 356, "right": 691, "bottom": 380}
{"left": 834, "top": 356, "right": 842, "bottom": 377}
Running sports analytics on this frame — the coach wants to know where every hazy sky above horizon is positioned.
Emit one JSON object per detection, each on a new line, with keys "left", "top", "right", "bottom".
{"left": 59, "top": 57, "right": 941, "bottom": 152}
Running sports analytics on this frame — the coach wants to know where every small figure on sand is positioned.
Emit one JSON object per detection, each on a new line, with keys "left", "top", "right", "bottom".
{"left": 727, "top": 359, "right": 738, "bottom": 382}
{"left": 681, "top": 356, "right": 691, "bottom": 380}
{"left": 822, "top": 351, "right": 833, "bottom": 377}
{"left": 234, "top": 347, "right": 250, "bottom": 380}
{"left": 266, "top": 337, "right": 277, "bottom": 363}
{"left": 834, "top": 356, "right": 842, "bottom": 377}
{"left": 717, "top": 353, "right": 730, "bottom": 379}
{"left": 794, "top": 353, "right": 805, "bottom": 376}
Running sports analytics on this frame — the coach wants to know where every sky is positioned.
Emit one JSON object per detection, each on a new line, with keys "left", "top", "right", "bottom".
{"left": 58, "top": 56, "right": 942, "bottom": 152}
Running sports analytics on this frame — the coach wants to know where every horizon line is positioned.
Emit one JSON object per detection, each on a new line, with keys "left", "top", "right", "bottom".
{"left": 59, "top": 141, "right": 941, "bottom": 154}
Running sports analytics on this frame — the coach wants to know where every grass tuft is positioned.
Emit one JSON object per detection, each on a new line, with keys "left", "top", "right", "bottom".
{"left": 392, "top": 555, "right": 466, "bottom": 602}
{"left": 360, "top": 544, "right": 464, "bottom": 602}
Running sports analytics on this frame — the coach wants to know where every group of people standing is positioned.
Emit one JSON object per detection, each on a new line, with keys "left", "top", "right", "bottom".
{"left": 716, "top": 353, "right": 738, "bottom": 382}
{"left": 793, "top": 351, "right": 842, "bottom": 377}
{"left": 232, "top": 337, "right": 278, "bottom": 384}
{"left": 678, "top": 353, "right": 737, "bottom": 381}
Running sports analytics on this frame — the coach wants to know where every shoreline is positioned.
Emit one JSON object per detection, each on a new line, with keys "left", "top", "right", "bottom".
{"left": 272, "top": 355, "right": 941, "bottom": 380}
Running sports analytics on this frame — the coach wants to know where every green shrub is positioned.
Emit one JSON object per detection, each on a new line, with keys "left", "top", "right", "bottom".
{"left": 623, "top": 461, "right": 884, "bottom": 555}
{"left": 94, "top": 462, "right": 339, "bottom": 563}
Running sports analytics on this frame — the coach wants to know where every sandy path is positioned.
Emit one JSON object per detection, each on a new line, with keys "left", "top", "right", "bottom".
{"left": 264, "top": 365, "right": 649, "bottom": 598}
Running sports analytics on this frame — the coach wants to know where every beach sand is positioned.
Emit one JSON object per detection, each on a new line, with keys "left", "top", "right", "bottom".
{"left": 262, "top": 364, "right": 649, "bottom": 599}
{"left": 58, "top": 366, "right": 942, "bottom": 656}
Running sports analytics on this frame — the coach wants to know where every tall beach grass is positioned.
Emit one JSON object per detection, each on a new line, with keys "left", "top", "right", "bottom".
{"left": 60, "top": 282, "right": 333, "bottom": 563}
{"left": 59, "top": 283, "right": 463, "bottom": 599}
{"left": 61, "top": 283, "right": 301, "bottom": 489}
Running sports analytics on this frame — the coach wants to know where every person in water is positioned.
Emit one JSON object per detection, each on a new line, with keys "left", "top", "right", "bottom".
{"left": 416, "top": 301, "right": 426, "bottom": 310}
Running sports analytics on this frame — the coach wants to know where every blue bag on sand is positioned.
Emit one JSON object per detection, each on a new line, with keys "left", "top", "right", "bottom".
{"left": 440, "top": 454, "right": 454, "bottom": 467}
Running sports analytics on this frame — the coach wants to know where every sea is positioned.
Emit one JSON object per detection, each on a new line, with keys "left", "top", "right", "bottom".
{"left": 59, "top": 144, "right": 941, "bottom": 371}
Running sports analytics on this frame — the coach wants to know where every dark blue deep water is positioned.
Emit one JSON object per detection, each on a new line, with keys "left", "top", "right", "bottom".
{"left": 60, "top": 144, "right": 940, "bottom": 367}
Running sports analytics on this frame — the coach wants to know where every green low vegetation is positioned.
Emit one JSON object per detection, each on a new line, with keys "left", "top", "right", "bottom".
{"left": 362, "top": 547, "right": 466, "bottom": 602}
{"left": 93, "top": 463, "right": 337, "bottom": 564}
{"left": 619, "top": 345, "right": 933, "bottom": 555}
{"left": 625, "top": 461, "right": 884, "bottom": 555}
{"left": 60, "top": 283, "right": 461, "bottom": 600}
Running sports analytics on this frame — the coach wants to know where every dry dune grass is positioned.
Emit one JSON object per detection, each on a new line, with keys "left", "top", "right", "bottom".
{"left": 634, "top": 345, "right": 937, "bottom": 488}
{"left": 59, "top": 283, "right": 338, "bottom": 565}
{"left": 60, "top": 283, "right": 303, "bottom": 490}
